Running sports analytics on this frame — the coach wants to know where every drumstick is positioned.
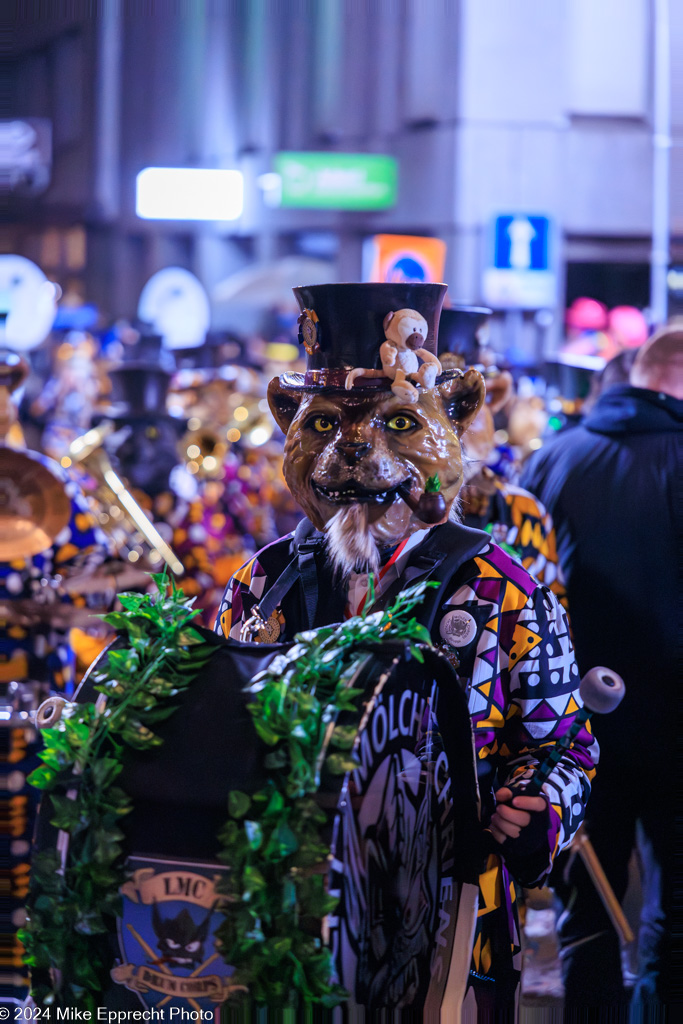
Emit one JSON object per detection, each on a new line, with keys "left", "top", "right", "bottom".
{"left": 523, "top": 667, "right": 625, "bottom": 798}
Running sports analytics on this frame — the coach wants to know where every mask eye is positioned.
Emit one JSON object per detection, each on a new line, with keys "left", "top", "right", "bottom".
{"left": 166, "top": 939, "right": 181, "bottom": 949}
{"left": 310, "top": 415, "right": 335, "bottom": 433}
{"left": 386, "top": 414, "right": 417, "bottom": 432}
{"left": 186, "top": 941, "right": 201, "bottom": 952}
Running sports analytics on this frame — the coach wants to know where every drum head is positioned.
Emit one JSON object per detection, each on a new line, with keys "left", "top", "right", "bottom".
{"left": 0, "top": 448, "right": 71, "bottom": 559}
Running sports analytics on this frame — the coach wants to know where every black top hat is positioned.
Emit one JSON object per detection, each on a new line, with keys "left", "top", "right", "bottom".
{"left": 281, "top": 282, "right": 447, "bottom": 390}
{"left": 438, "top": 306, "right": 492, "bottom": 365}
{"left": 105, "top": 366, "right": 174, "bottom": 418}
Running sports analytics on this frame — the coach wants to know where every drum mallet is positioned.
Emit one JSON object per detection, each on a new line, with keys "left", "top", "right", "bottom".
{"left": 521, "top": 666, "right": 634, "bottom": 945}
{"left": 521, "top": 666, "right": 625, "bottom": 799}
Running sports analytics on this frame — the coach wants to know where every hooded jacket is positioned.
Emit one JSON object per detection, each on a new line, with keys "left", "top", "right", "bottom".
{"left": 521, "top": 384, "right": 682, "bottom": 727}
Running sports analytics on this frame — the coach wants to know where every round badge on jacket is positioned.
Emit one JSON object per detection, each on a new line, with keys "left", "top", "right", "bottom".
{"left": 439, "top": 609, "right": 477, "bottom": 648}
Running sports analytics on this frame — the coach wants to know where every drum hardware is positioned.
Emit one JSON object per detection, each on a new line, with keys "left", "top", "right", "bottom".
{"left": 0, "top": 679, "right": 48, "bottom": 730}
{"left": 68, "top": 423, "right": 184, "bottom": 577}
{"left": 35, "top": 695, "right": 69, "bottom": 730}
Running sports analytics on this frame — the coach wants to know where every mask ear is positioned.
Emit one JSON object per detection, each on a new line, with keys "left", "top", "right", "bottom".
{"left": 485, "top": 370, "right": 513, "bottom": 415}
{"left": 436, "top": 368, "right": 486, "bottom": 435}
{"left": 267, "top": 377, "right": 303, "bottom": 434}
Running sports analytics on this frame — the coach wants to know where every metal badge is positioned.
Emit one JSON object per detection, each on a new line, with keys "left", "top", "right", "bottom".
{"left": 239, "top": 605, "right": 282, "bottom": 644}
{"left": 439, "top": 609, "right": 477, "bottom": 648}
{"left": 297, "top": 309, "right": 320, "bottom": 355}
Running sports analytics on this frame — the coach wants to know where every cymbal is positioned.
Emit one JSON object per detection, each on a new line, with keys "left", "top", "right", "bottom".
{"left": 0, "top": 448, "right": 71, "bottom": 560}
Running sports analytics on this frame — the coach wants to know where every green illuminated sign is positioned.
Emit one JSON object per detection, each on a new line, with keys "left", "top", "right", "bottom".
{"left": 274, "top": 152, "right": 398, "bottom": 210}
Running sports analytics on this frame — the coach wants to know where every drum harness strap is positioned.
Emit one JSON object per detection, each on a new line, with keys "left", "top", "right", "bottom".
{"left": 244, "top": 517, "right": 491, "bottom": 640}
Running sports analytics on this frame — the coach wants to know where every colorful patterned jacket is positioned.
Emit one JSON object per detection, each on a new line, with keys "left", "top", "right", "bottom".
{"left": 214, "top": 525, "right": 596, "bottom": 985}
{"left": 461, "top": 475, "right": 566, "bottom": 606}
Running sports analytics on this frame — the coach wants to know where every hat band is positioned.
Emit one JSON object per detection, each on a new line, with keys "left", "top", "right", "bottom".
{"left": 303, "top": 369, "right": 390, "bottom": 389}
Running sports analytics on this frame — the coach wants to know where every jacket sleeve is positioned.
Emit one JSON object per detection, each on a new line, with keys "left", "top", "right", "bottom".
{"left": 500, "top": 585, "right": 598, "bottom": 883}
{"left": 213, "top": 554, "right": 264, "bottom": 640}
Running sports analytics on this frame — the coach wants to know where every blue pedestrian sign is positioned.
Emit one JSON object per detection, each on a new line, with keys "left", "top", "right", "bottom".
{"left": 483, "top": 214, "right": 556, "bottom": 309}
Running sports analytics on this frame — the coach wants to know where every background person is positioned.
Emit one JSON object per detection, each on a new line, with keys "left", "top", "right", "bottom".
{"left": 521, "top": 323, "right": 682, "bottom": 1015}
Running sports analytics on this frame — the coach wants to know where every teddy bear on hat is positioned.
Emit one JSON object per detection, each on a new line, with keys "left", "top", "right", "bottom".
{"left": 345, "top": 308, "right": 442, "bottom": 403}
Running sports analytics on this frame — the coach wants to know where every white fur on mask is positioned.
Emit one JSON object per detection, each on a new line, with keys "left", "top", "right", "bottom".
{"left": 325, "top": 505, "right": 380, "bottom": 579}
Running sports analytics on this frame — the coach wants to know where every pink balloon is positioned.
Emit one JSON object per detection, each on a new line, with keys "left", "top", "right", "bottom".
{"left": 566, "top": 297, "right": 608, "bottom": 331}
{"left": 607, "top": 306, "right": 649, "bottom": 348}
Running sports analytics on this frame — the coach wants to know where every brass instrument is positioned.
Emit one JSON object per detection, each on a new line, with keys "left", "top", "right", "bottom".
{"left": 68, "top": 423, "right": 184, "bottom": 577}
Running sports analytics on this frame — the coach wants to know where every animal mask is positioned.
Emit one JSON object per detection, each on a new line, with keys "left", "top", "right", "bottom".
{"left": 268, "top": 369, "right": 485, "bottom": 575}
{"left": 461, "top": 370, "right": 513, "bottom": 478}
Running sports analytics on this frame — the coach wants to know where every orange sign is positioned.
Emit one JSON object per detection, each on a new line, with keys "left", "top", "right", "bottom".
{"left": 363, "top": 234, "right": 447, "bottom": 284}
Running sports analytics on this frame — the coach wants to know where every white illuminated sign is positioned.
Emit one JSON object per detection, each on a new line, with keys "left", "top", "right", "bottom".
{"left": 136, "top": 168, "right": 243, "bottom": 221}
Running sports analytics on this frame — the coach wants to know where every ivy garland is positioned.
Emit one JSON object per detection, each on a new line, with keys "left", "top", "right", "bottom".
{"left": 214, "top": 576, "right": 437, "bottom": 1007}
{"left": 21, "top": 573, "right": 437, "bottom": 1011}
{"left": 20, "top": 574, "right": 213, "bottom": 1010}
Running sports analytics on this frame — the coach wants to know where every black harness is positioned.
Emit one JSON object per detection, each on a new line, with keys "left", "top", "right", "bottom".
{"left": 248, "top": 517, "right": 491, "bottom": 641}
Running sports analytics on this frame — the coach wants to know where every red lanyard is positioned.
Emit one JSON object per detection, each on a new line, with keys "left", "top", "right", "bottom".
{"left": 354, "top": 538, "right": 410, "bottom": 616}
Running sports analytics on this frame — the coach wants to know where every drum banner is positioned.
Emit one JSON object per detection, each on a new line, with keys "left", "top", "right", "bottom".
{"left": 111, "top": 856, "right": 245, "bottom": 1011}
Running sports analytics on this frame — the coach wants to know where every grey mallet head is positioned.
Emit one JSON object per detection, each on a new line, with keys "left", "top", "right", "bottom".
{"left": 579, "top": 667, "right": 626, "bottom": 715}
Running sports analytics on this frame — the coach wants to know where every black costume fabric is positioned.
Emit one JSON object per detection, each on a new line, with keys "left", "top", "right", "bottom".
{"left": 521, "top": 383, "right": 682, "bottom": 1015}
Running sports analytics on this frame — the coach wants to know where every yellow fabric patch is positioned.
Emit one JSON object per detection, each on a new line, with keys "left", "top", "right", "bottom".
{"left": 220, "top": 607, "right": 232, "bottom": 638}
{"left": 478, "top": 854, "right": 503, "bottom": 916}
{"left": 56, "top": 543, "right": 80, "bottom": 563}
{"left": 0, "top": 652, "right": 29, "bottom": 682}
{"left": 501, "top": 582, "right": 528, "bottom": 614}
{"left": 474, "top": 557, "right": 502, "bottom": 579}
{"left": 476, "top": 705, "right": 505, "bottom": 730}
{"left": 234, "top": 558, "right": 257, "bottom": 586}
{"left": 508, "top": 622, "right": 543, "bottom": 664}
{"left": 75, "top": 512, "right": 94, "bottom": 532}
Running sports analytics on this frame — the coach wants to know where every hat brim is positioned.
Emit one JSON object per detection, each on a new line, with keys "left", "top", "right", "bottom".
{"left": 278, "top": 368, "right": 468, "bottom": 392}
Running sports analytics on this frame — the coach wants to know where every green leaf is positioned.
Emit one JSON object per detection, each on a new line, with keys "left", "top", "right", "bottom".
{"left": 228, "top": 791, "right": 251, "bottom": 819}
{"left": 27, "top": 764, "right": 56, "bottom": 789}
{"left": 48, "top": 794, "right": 81, "bottom": 831}
{"left": 325, "top": 752, "right": 359, "bottom": 775}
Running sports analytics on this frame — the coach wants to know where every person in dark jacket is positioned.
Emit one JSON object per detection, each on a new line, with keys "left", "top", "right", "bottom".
{"left": 521, "top": 323, "right": 683, "bottom": 1017}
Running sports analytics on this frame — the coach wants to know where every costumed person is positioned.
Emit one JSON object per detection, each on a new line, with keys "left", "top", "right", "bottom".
{"left": 216, "top": 283, "right": 597, "bottom": 1017}
{"left": 521, "top": 323, "right": 681, "bottom": 1017}
{"left": 31, "top": 330, "right": 102, "bottom": 460}
{"left": 439, "top": 308, "right": 565, "bottom": 604}
{"left": 0, "top": 351, "right": 110, "bottom": 1002}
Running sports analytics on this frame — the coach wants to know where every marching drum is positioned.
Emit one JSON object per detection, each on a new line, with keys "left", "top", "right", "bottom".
{"left": 30, "top": 629, "right": 482, "bottom": 1019}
